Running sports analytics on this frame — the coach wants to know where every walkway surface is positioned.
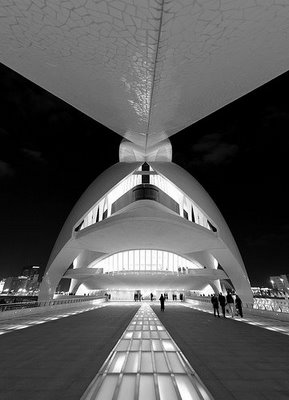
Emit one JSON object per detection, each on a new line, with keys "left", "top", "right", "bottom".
{"left": 0, "top": 302, "right": 289, "bottom": 400}
{"left": 81, "top": 303, "right": 213, "bottom": 400}
{"left": 0, "top": 304, "right": 139, "bottom": 400}
{"left": 152, "top": 304, "right": 289, "bottom": 400}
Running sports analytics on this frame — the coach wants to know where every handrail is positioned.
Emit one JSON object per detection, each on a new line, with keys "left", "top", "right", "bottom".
{"left": 0, "top": 294, "right": 105, "bottom": 312}
{"left": 185, "top": 293, "right": 289, "bottom": 314}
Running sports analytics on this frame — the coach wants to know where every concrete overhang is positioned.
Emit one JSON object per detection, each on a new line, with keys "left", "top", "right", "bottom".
{"left": 64, "top": 268, "right": 226, "bottom": 280}
{"left": 73, "top": 200, "right": 223, "bottom": 255}
{"left": 73, "top": 272, "right": 227, "bottom": 291}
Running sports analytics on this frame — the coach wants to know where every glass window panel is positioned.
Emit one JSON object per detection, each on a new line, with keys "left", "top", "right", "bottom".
{"left": 135, "top": 250, "right": 140, "bottom": 270}
{"left": 131, "top": 340, "right": 141, "bottom": 351}
{"left": 162, "top": 340, "right": 176, "bottom": 351}
{"left": 175, "top": 375, "right": 201, "bottom": 400}
{"left": 123, "top": 252, "right": 128, "bottom": 269}
{"left": 141, "top": 352, "right": 153, "bottom": 373}
{"left": 173, "top": 254, "right": 178, "bottom": 270}
{"left": 150, "top": 331, "right": 159, "bottom": 339}
{"left": 141, "top": 340, "right": 151, "bottom": 351}
{"left": 139, "top": 375, "right": 156, "bottom": 400}
{"left": 152, "top": 250, "right": 157, "bottom": 268}
{"left": 152, "top": 340, "right": 162, "bottom": 351}
{"left": 142, "top": 331, "right": 150, "bottom": 339}
{"left": 116, "top": 340, "right": 130, "bottom": 351}
{"left": 117, "top": 375, "right": 135, "bottom": 400}
{"left": 158, "top": 375, "right": 178, "bottom": 400}
{"left": 140, "top": 250, "right": 145, "bottom": 269}
{"left": 133, "top": 331, "right": 141, "bottom": 339}
{"left": 163, "top": 252, "right": 169, "bottom": 270}
{"left": 154, "top": 352, "right": 169, "bottom": 373}
{"left": 117, "top": 253, "right": 121, "bottom": 271}
{"left": 129, "top": 251, "right": 134, "bottom": 270}
{"left": 157, "top": 251, "right": 162, "bottom": 269}
{"left": 94, "top": 375, "right": 118, "bottom": 400}
{"left": 125, "top": 353, "right": 139, "bottom": 373}
{"left": 146, "top": 250, "right": 151, "bottom": 270}
{"left": 112, "top": 254, "right": 118, "bottom": 271}
{"left": 169, "top": 253, "right": 173, "bottom": 271}
{"left": 109, "top": 352, "right": 126, "bottom": 372}
{"left": 124, "top": 332, "right": 133, "bottom": 339}
{"left": 166, "top": 353, "right": 185, "bottom": 373}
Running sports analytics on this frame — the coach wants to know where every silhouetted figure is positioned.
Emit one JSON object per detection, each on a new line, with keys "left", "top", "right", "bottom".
{"left": 159, "top": 294, "right": 165, "bottom": 311}
{"left": 211, "top": 294, "right": 220, "bottom": 317}
{"left": 180, "top": 293, "right": 183, "bottom": 301}
{"left": 150, "top": 293, "right": 153, "bottom": 301}
{"left": 235, "top": 295, "right": 243, "bottom": 317}
{"left": 218, "top": 293, "right": 226, "bottom": 317}
{"left": 226, "top": 292, "right": 235, "bottom": 318}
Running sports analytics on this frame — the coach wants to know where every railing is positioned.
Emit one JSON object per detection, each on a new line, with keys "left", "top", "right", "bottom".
{"left": 185, "top": 293, "right": 289, "bottom": 314}
{"left": 0, "top": 294, "right": 105, "bottom": 312}
{"left": 247, "top": 298, "right": 289, "bottom": 314}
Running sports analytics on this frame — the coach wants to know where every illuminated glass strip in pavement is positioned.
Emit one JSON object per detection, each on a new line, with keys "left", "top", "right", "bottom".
{"left": 81, "top": 303, "right": 214, "bottom": 400}
{"left": 183, "top": 303, "right": 289, "bottom": 336}
{"left": 0, "top": 303, "right": 107, "bottom": 335}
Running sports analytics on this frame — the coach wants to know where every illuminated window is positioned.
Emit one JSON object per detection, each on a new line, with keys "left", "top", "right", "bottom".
{"left": 77, "top": 165, "right": 217, "bottom": 233}
{"left": 88, "top": 250, "right": 202, "bottom": 272}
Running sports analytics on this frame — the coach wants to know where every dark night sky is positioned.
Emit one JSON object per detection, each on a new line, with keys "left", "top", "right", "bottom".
{"left": 1, "top": 62, "right": 289, "bottom": 287}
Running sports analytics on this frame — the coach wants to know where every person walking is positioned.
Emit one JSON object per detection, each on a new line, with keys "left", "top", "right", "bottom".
{"left": 218, "top": 293, "right": 226, "bottom": 317}
{"left": 235, "top": 295, "right": 243, "bottom": 317}
{"left": 150, "top": 292, "right": 154, "bottom": 301}
{"left": 159, "top": 294, "right": 165, "bottom": 312}
{"left": 226, "top": 292, "right": 235, "bottom": 318}
{"left": 211, "top": 294, "right": 220, "bottom": 317}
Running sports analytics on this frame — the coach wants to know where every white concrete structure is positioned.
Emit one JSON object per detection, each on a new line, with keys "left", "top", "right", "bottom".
{"left": 38, "top": 160, "right": 252, "bottom": 302}
{"left": 2, "top": 0, "right": 284, "bottom": 303}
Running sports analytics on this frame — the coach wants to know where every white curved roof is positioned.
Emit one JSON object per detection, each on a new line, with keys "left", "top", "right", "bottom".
{"left": 39, "top": 162, "right": 252, "bottom": 302}
{"left": 1, "top": 0, "right": 289, "bottom": 149}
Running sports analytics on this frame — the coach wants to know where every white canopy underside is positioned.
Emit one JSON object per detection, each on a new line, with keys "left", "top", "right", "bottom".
{"left": 1, "top": 0, "right": 289, "bottom": 148}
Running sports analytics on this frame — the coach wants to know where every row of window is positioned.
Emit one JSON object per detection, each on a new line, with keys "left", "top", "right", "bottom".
{"left": 76, "top": 164, "right": 217, "bottom": 233}
{"left": 88, "top": 250, "right": 203, "bottom": 273}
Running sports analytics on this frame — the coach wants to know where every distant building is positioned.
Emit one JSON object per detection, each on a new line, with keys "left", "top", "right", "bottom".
{"left": 1, "top": 266, "right": 41, "bottom": 295}
{"left": 0, "top": 279, "right": 5, "bottom": 293}
{"left": 270, "top": 274, "right": 289, "bottom": 295}
{"left": 3, "top": 276, "right": 28, "bottom": 295}
{"left": 21, "top": 266, "right": 40, "bottom": 282}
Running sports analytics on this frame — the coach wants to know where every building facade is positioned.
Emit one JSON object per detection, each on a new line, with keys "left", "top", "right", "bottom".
{"left": 39, "top": 149, "right": 252, "bottom": 303}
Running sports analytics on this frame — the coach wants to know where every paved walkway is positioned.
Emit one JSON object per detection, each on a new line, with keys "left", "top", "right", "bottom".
{"left": 184, "top": 301, "right": 289, "bottom": 336}
{"left": 1, "top": 302, "right": 289, "bottom": 400}
{"left": 152, "top": 304, "right": 289, "bottom": 400}
{"left": 0, "top": 304, "right": 139, "bottom": 400}
{"left": 0, "top": 302, "right": 107, "bottom": 335}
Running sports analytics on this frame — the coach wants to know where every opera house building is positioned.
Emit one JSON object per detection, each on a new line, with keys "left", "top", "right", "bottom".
{"left": 2, "top": 0, "right": 287, "bottom": 304}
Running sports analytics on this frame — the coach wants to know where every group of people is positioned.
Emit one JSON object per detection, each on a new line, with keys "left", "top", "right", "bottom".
{"left": 211, "top": 292, "right": 243, "bottom": 318}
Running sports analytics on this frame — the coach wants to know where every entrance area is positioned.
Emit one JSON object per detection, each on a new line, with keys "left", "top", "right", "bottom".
{"left": 106, "top": 289, "right": 185, "bottom": 302}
